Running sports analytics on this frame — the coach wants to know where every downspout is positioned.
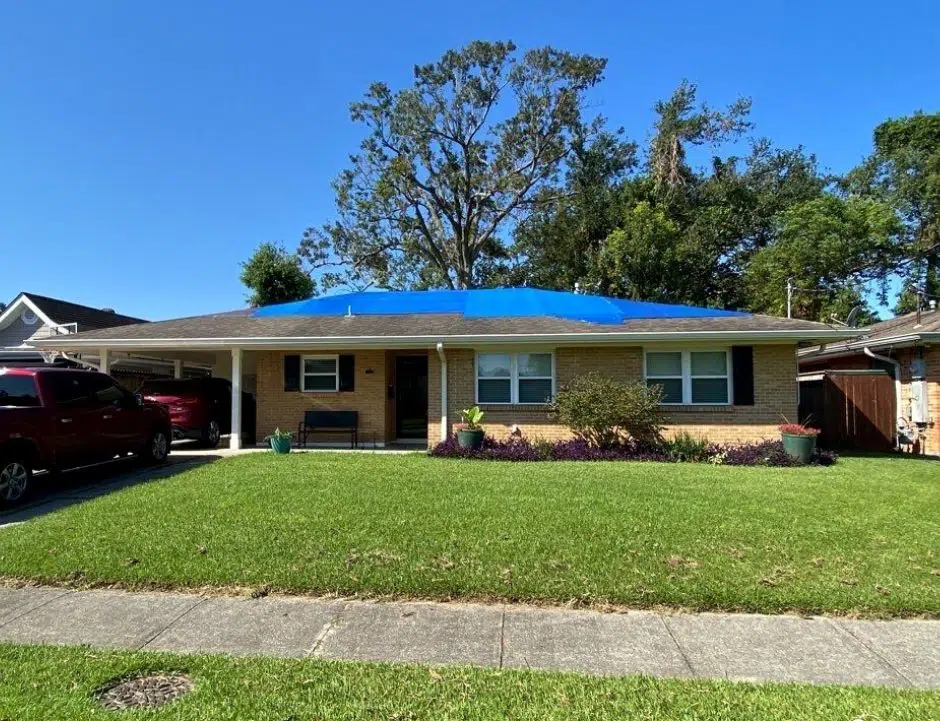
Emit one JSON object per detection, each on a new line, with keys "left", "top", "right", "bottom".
{"left": 436, "top": 342, "right": 447, "bottom": 442}
{"left": 863, "top": 347, "right": 901, "bottom": 448}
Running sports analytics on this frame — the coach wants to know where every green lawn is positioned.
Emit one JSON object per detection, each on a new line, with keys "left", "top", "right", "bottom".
{"left": 0, "top": 643, "right": 936, "bottom": 721}
{"left": 0, "top": 453, "right": 937, "bottom": 615}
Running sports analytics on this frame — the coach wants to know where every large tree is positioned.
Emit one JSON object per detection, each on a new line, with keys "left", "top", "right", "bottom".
{"left": 848, "top": 112, "right": 940, "bottom": 311}
{"left": 745, "top": 196, "right": 901, "bottom": 321}
{"left": 298, "top": 41, "right": 608, "bottom": 291}
{"left": 240, "top": 242, "right": 315, "bottom": 307}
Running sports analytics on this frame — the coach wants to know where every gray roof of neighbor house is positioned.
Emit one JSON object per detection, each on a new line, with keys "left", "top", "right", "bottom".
{"left": 34, "top": 300, "right": 863, "bottom": 351}
{"left": 14, "top": 292, "right": 147, "bottom": 331}
{"left": 800, "top": 307, "right": 940, "bottom": 358}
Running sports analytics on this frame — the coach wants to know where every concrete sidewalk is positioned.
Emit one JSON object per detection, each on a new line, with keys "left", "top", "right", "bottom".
{"left": 1, "top": 587, "right": 937, "bottom": 689}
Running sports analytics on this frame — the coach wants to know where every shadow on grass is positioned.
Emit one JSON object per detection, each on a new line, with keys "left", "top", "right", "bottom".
{"left": 0, "top": 449, "right": 223, "bottom": 527}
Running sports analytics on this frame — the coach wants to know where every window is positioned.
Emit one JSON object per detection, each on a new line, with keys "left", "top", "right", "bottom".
{"left": 0, "top": 375, "right": 40, "bottom": 407}
{"left": 476, "top": 352, "right": 554, "bottom": 404}
{"left": 302, "top": 355, "right": 338, "bottom": 392}
{"left": 85, "top": 373, "right": 130, "bottom": 406}
{"left": 645, "top": 350, "right": 731, "bottom": 405}
{"left": 48, "top": 373, "right": 92, "bottom": 408}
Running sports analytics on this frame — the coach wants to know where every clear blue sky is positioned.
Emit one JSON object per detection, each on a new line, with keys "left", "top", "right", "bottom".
{"left": 1, "top": 0, "right": 937, "bottom": 320}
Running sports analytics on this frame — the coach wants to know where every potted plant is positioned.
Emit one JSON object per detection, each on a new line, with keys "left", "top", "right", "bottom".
{"left": 455, "top": 406, "right": 486, "bottom": 450}
{"left": 778, "top": 422, "right": 821, "bottom": 463}
{"left": 266, "top": 428, "right": 293, "bottom": 454}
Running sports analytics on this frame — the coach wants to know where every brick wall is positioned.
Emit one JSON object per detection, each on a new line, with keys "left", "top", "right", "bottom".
{"left": 428, "top": 344, "right": 798, "bottom": 446}
{"left": 255, "top": 350, "right": 388, "bottom": 446}
{"left": 896, "top": 346, "right": 940, "bottom": 455}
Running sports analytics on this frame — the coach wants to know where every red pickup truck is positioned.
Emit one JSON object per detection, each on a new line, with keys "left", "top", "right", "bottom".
{"left": 0, "top": 367, "right": 172, "bottom": 503}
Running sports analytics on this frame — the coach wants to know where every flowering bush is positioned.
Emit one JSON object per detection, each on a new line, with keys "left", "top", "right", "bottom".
{"left": 779, "top": 423, "right": 822, "bottom": 437}
{"left": 429, "top": 435, "right": 837, "bottom": 466}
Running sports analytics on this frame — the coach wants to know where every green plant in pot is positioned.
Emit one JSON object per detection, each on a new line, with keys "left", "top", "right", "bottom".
{"left": 266, "top": 428, "right": 293, "bottom": 454}
{"left": 456, "top": 406, "right": 485, "bottom": 449}
{"left": 779, "top": 422, "right": 820, "bottom": 463}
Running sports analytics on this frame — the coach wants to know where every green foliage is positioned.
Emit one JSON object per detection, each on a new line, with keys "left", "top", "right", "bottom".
{"left": 299, "top": 41, "right": 608, "bottom": 291}
{"left": 460, "top": 406, "right": 484, "bottom": 430}
{"left": 265, "top": 427, "right": 292, "bottom": 441}
{"left": 665, "top": 431, "right": 711, "bottom": 462}
{"left": 745, "top": 196, "right": 901, "bottom": 321}
{"left": 240, "top": 242, "right": 315, "bottom": 308}
{"left": 550, "top": 373, "right": 663, "bottom": 447}
{"left": 848, "top": 112, "right": 940, "bottom": 301}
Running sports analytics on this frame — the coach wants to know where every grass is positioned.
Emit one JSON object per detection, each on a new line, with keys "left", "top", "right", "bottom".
{"left": 0, "top": 643, "right": 936, "bottom": 720}
{"left": 0, "top": 453, "right": 937, "bottom": 616}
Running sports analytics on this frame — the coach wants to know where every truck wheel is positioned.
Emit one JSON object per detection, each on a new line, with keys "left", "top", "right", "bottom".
{"left": 142, "top": 428, "right": 170, "bottom": 465}
{"left": 201, "top": 420, "right": 221, "bottom": 449}
{"left": 0, "top": 457, "right": 32, "bottom": 504}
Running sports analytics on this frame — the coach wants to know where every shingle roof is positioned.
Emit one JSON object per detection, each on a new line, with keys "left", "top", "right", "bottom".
{"left": 21, "top": 292, "right": 146, "bottom": 331}
{"left": 862, "top": 308, "right": 940, "bottom": 340}
{"left": 800, "top": 307, "right": 940, "bottom": 357}
{"left": 34, "top": 306, "right": 851, "bottom": 345}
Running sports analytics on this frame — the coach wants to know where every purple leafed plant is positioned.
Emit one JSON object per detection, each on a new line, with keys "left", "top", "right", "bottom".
{"left": 429, "top": 436, "right": 838, "bottom": 467}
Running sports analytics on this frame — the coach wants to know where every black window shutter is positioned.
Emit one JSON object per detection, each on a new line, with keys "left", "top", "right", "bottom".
{"left": 732, "top": 346, "right": 754, "bottom": 406}
{"left": 284, "top": 355, "right": 301, "bottom": 392}
{"left": 338, "top": 354, "right": 355, "bottom": 392}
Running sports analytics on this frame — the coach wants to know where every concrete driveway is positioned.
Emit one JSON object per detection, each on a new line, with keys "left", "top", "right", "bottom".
{"left": 0, "top": 444, "right": 226, "bottom": 528}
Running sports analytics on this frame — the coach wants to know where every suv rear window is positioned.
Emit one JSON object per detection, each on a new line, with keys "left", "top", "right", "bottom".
{"left": 0, "top": 375, "right": 41, "bottom": 408}
{"left": 139, "top": 380, "right": 201, "bottom": 396}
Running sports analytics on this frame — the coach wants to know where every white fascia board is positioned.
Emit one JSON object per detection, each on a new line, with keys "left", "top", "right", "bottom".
{"left": 35, "top": 328, "right": 863, "bottom": 351}
{"left": 0, "top": 294, "right": 60, "bottom": 331}
{"left": 799, "top": 333, "right": 929, "bottom": 358}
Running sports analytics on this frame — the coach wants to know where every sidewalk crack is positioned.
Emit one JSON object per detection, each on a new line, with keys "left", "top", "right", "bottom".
{"left": 826, "top": 618, "right": 913, "bottom": 688}
{"left": 498, "top": 606, "right": 507, "bottom": 669}
{"left": 307, "top": 601, "right": 349, "bottom": 657}
{"left": 0, "top": 588, "right": 74, "bottom": 629}
{"left": 659, "top": 615, "right": 696, "bottom": 676}
{"left": 138, "top": 596, "right": 208, "bottom": 651}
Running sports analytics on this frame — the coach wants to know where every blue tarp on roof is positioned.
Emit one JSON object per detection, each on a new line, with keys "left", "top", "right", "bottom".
{"left": 252, "top": 288, "right": 748, "bottom": 325}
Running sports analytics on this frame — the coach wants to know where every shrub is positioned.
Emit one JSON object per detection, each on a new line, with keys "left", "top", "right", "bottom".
{"left": 549, "top": 373, "right": 664, "bottom": 447}
{"left": 665, "top": 432, "right": 711, "bottom": 462}
{"left": 779, "top": 422, "right": 821, "bottom": 437}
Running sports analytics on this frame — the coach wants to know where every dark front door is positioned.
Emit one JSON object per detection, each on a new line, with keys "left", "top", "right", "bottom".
{"left": 395, "top": 355, "right": 428, "bottom": 440}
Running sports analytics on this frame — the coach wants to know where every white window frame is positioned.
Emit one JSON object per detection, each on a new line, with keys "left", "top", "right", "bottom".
{"left": 475, "top": 351, "right": 556, "bottom": 405}
{"left": 644, "top": 349, "right": 732, "bottom": 406}
{"left": 301, "top": 354, "right": 339, "bottom": 393}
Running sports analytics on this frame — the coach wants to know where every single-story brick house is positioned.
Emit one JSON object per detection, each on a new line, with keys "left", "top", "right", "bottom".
{"left": 799, "top": 305, "right": 940, "bottom": 454}
{"left": 35, "top": 288, "right": 857, "bottom": 449}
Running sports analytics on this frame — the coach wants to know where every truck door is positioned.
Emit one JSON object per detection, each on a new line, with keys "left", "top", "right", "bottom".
{"left": 45, "top": 372, "right": 105, "bottom": 467}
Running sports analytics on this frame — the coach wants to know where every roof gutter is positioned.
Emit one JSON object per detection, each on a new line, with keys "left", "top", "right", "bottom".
{"left": 799, "top": 332, "right": 938, "bottom": 358}
{"left": 35, "top": 328, "right": 863, "bottom": 351}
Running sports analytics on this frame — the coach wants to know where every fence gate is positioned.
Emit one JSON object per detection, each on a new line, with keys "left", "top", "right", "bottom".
{"left": 798, "top": 370, "right": 896, "bottom": 451}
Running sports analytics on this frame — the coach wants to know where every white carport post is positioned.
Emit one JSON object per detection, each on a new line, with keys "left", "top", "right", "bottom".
{"left": 229, "top": 348, "right": 243, "bottom": 450}
{"left": 173, "top": 359, "right": 183, "bottom": 379}
{"left": 99, "top": 348, "right": 110, "bottom": 374}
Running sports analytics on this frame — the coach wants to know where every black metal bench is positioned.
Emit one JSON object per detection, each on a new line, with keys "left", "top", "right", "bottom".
{"left": 298, "top": 410, "right": 359, "bottom": 448}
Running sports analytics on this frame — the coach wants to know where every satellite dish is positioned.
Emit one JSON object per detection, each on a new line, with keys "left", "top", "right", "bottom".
{"left": 846, "top": 306, "right": 861, "bottom": 328}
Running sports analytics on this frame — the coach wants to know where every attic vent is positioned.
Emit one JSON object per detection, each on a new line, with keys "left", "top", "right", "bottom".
{"left": 21, "top": 310, "right": 38, "bottom": 325}
{"left": 101, "top": 308, "right": 116, "bottom": 313}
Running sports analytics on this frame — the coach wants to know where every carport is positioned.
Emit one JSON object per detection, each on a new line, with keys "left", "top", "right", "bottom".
{"left": 36, "top": 341, "right": 257, "bottom": 450}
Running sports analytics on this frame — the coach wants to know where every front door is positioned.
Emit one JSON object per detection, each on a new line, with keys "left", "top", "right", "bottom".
{"left": 395, "top": 355, "right": 428, "bottom": 440}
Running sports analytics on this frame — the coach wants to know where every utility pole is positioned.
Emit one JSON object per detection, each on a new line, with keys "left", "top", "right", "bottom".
{"left": 786, "top": 277, "right": 793, "bottom": 319}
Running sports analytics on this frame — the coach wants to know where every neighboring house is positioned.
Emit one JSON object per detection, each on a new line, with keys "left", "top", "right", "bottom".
{"left": 34, "top": 288, "right": 858, "bottom": 449}
{"left": 799, "top": 305, "right": 940, "bottom": 455}
{"left": 0, "top": 292, "right": 208, "bottom": 390}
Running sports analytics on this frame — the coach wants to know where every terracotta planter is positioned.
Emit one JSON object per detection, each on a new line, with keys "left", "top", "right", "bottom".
{"left": 270, "top": 436, "right": 292, "bottom": 454}
{"left": 457, "top": 428, "right": 485, "bottom": 450}
{"left": 781, "top": 433, "right": 816, "bottom": 463}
